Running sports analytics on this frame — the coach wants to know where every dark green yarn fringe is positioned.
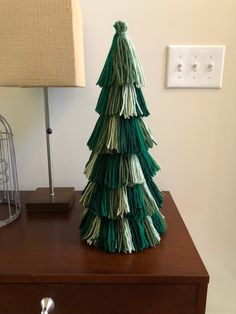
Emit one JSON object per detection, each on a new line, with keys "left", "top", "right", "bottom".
{"left": 97, "top": 33, "right": 118, "bottom": 88}
{"left": 119, "top": 117, "right": 154, "bottom": 154}
{"left": 136, "top": 87, "right": 150, "bottom": 116}
{"left": 126, "top": 184, "right": 149, "bottom": 220}
{"left": 81, "top": 181, "right": 162, "bottom": 219}
{"left": 128, "top": 218, "right": 149, "bottom": 252}
{"left": 87, "top": 153, "right": 124, "bottom": 188}
{"left": 97, "top": 217, "right": 117, "bottom": 252}
{"left": 95, "top": 86, "right": 110, "bottom": 115}
{"left": 87, "top": 115, "right": 155, "bottom": 154}
{"left": 137, "top": 150, "right": 160, "bottom": 181}
{"left": 152, "top": 212, "right": 167, "bottom": 235}
{"left": 82, "top": 183, "right": 149, "bottom": 219}
{"left": 87, "top": 114, "right": 105, "bottom": 150}
{"left": 88, "top": 153, "right": 124, "bottom": 188}
{"left": 146, "top": 180, "right": 164, "bottom": 208}
{"left": 80, "top": 210, "right": 166, "bottom": 253}
{"left": 86, "top": 150, "right": 160, "bottom": 188}
{"left": 95, "top": 85, "right": 150, "bottom": 117}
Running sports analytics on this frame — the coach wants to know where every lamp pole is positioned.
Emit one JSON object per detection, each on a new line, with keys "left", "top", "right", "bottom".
{"left": 44, "top": 87, "right": 54, "bottom": 196}
{"left": 26, "top": 87, "right": 75, "bottom": 211}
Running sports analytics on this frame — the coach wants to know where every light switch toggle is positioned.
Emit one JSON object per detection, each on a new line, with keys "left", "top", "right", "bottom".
{"left": 177, "top": 63, "right": 183, "bottom": 72}
{"left": 208, "top": 63, "right": 214, "bottom": 72}
{"left": 192, "top": 63, "right": 198, "bottom": 72}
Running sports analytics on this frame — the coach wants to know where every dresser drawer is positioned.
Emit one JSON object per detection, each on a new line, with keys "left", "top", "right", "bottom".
{"left": 0, "top": 283, "right": 201, "bottom": 314}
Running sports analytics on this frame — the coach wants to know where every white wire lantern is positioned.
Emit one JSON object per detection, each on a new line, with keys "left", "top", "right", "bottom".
{"left": 0, "top": 115, "right": 20, "bottom": 227}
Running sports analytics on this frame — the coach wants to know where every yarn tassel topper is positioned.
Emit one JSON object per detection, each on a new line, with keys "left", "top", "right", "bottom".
{"left": 97, "top": 21, "right": 145, "bottom": 88}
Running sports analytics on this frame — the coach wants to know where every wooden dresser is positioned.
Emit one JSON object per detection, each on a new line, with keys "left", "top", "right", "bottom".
{"left": 0, "top": 191, "right": 209, "bottom": 314}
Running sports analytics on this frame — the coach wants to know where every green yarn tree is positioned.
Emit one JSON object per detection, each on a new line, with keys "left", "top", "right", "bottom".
{"left": 80, "top": 21, "right": 167, "bottom": 253}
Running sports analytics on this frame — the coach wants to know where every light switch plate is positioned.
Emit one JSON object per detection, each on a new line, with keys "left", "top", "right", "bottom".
{"left": 166, "top": 45, "right": 225, "bottom": 88}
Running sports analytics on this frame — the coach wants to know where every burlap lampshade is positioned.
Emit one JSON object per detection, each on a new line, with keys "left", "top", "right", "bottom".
{"left": 0, "top": 0, "right": 86, "bottom": 211}
{"left": 0, "top": 0, "right": 85, "bottom": 87}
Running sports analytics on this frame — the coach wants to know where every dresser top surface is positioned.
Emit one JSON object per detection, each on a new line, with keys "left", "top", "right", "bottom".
{"left": 0, "top": 191, "right": 209, "bottom": 284}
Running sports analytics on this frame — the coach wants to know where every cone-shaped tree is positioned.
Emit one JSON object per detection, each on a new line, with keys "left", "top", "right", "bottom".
{"left": 80, "top": 21, "right": 167, "bottom": 253}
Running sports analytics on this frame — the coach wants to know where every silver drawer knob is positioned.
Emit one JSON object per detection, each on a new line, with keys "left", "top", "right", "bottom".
{"left": 41, "top": 298, "right": 55, "bottom": 314}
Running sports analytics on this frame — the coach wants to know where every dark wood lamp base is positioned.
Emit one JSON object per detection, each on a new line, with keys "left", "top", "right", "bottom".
{"left": 25, "top": 187, "right": 75, "bottom": 212}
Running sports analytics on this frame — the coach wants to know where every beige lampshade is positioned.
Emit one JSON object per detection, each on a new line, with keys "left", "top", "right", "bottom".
{"left": 0, "top": 0, "right": 85, "bottom": 87}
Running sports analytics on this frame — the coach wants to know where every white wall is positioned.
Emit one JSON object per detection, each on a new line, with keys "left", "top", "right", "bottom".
{"left": 0, "top": 0, "right": 236, "bottom": 313}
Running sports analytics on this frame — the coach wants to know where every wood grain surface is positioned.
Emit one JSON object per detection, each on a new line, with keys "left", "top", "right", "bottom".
{"left": 0, "top": 191, "right": 209, "bottom": 284}
{"left": 0, "top": 191, "right": 209, "bottom": 314}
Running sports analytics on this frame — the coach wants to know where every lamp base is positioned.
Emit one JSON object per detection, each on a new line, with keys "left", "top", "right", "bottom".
{"left": 26, "top": 187, "right": 75, "bottom": 212}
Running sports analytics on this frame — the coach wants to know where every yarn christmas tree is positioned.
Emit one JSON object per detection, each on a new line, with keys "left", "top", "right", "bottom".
{"left": 80, "top": 21, "right": 167, "bottom": 253}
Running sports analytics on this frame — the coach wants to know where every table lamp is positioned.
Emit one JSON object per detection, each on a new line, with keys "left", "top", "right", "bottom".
{"left": 0, "top": 0, "right": 85, "bottom": 211}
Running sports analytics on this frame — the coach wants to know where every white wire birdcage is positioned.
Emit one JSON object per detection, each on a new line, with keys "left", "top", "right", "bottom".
{"left": 0, "top": 115, "right": 20, "bottom": 227}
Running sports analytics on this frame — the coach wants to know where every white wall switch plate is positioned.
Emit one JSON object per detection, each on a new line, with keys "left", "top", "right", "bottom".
{"left": 166, "top": 45, "right": 225, "bottom": 88}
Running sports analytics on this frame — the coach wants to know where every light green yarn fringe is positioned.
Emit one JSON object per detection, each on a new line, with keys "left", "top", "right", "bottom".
{"left": 81, "top": 212, "right": 101, "bottom": 246}
{"left": 81, "top": 182, "right": 130, "bottom": 219}
{"left": 96, "top": 85, "right": 150, "bottom": 118}
{"left": 104, "top": 84, "right": 142, "bottom": 118}
{"left": 112, "top": 21, "right": 145, "bottom": 87}
{"left": 117, "top": 218, "right": 135, "bottom": 253}
{"left": 97, "top": 21, "right": 145, "bottom": 88}
{"left": 120, "top": 84, "right": 142, "bottom": 118}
